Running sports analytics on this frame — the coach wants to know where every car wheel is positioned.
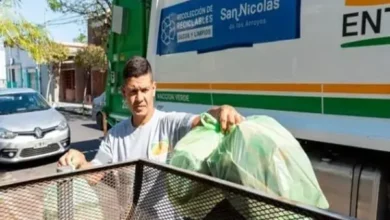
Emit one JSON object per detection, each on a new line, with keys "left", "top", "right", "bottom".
{"left": 96, "top": 112, "right": 103, "bottom": 130}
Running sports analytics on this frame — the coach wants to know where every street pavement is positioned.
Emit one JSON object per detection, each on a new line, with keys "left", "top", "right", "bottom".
{"left": 0, "top": 111, "right": 103, "bottom": 186}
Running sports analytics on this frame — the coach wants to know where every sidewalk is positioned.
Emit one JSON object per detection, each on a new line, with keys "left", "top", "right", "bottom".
{"left": 55, "top": 102, "right": 92, "bottom": 116}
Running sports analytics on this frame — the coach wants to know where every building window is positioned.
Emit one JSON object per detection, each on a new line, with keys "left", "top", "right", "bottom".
{"left": 10, "top": 69, "right": 16, "bottom": 82}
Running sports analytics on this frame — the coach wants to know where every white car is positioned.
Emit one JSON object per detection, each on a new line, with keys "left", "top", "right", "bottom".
{"left": 0, "top": 88, "right": 71, "bottom": 163}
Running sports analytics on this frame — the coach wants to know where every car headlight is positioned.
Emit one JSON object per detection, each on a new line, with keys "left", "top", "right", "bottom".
{"left": 0, "top": 128, "right": 17, "bottom": 139}
{"left": 56, "top": 120, "right": 68, "bottom": 130}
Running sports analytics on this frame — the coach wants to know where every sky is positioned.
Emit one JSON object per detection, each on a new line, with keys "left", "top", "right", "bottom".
{"left": 17, "top": 0, "right": 86, "bottom": 43}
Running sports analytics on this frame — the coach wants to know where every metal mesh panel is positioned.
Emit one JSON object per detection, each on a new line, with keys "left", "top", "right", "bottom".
{"left": 0, "top": 165, "right": 136, "bottom": 220}
{"left": 0, "top": 160, "right": 354, "bottom": 220}
{"left": 132, "top": 161, "right": 354, "bottom": 220}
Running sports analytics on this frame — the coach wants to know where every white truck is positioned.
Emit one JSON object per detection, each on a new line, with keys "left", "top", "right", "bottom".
{"left": 106, "top": 0, "right": 390, "bottom": 219}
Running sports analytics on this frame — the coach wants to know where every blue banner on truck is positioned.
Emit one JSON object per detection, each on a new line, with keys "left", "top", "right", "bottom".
{"left": 157, "top": 0, "right": 301, "bottom": 55}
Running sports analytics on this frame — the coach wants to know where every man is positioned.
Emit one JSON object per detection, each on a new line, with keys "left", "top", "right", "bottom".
{"left": 57, "top": 56, "right": 244, "bottom": 219}
{"left": 58, "top": 56, "right": 243, "bottom": 170}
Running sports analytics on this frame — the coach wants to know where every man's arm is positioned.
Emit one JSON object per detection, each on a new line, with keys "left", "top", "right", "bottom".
{"left": 91, "top": 132, "right": 114, "bottom": 164}
{"left": 161, "top": 105, "right": 243, "bottom": 149}
{"left": 84, "top": 135, "right": 114, "bottom": 185}
{"left": 161, "top": 112, "right": 198, "bottom": 145}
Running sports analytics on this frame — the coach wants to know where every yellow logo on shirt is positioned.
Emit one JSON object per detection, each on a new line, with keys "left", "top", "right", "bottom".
{"left": 151, "top": 140, "right": 170, "bottom": 156}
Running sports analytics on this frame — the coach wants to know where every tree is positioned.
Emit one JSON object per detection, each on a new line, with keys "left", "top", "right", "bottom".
{"left": 42, "top": 42, "right": 69, "bottom": 102}
{"left": 73, "top": 33, "right": 87, "bottom": 43}
{"left": 74, "top": 44, "right": 107, "bottom": 104}
{"left": 0, "top": 2, "right": 69, "bottom": 101}
{"left": 75, "top": 44, "right": 107, "bottom": 73}
{"left": 1, "top": 19, "right": 50, "bottom": 63}
{"left": 0, "top": 0, "right": 51, "bottom": 63}
{"left": 1, "top": 20, "right": 69, "bottom": 101}
{"left": 47, "top": 0, "right": 112, "bottom": 46}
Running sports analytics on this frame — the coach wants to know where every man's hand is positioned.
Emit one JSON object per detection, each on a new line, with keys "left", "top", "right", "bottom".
{"left": 58, "top": 149, "right": 88, "bottom": 169}
{"left": 207, "top": 105, "right": 244, "bottom": 133}
{"left": 58, "top": 149, "right": 105, "bottom": 185}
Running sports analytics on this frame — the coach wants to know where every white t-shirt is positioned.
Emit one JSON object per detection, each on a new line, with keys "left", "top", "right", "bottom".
{"left": 91, "top": 109, "right": 197, "bottom": 165}
{"left": 91, "top": 109, "right": 198, "bottom": 219}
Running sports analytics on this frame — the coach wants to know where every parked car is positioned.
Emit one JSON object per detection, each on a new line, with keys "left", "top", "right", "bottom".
{"left": 0, "top": 88, "right": 71, "bottom": 164}
{"left": 92, "top": 92, "right": 106, "bottom": 130}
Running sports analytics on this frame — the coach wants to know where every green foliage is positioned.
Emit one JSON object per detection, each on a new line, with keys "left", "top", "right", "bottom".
{"left": 47, "top": 0, "right": 111, "bottom": 16}
{"left": 43, "top": 41, "right": 70, "bottom": 64}
{"left": 0, "top": 18, "right": 69, "bottom": 64}
{"left": 0, "top": 0, "right": 69, "bottom": 65}
{"left": 47, "top": 0, "right": 62, "bottom": 11}
{"left": 0, "top": 0, "right": 69, "bottom": 102}
{"left": 45, "top": 0, "right": 112, "bottom": 47}
{"left": 75, "top": 44, "right": 107, "bottom": 70}
{"left": 73, "top": 33, "right": 87, "bottom": 43}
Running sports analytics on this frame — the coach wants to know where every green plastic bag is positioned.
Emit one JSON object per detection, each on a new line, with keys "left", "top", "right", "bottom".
{"left": 167, "top": 112, "right": 225, "bottom": 219}
{"left": 207, "top": 115, "right": 329, "bottom": 218}
{"left": 43, "top": 178, "right": 104, "bottom": 220}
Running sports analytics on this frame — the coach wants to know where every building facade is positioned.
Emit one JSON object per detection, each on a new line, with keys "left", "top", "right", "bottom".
{"left": 53, "top": 42, "right": 87, "bottom": 104}
{"left": 4, "top": 46, "right": 48, "bottom": 94}
{"left": 3, "top": 42, "right": 86, "bottom": 104}
{"left": 3, "top": 39, "right": 106, "bottom": 104}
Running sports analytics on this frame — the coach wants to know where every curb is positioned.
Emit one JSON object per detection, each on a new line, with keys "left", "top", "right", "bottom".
{"left": 56, "top": 107, "right": 92, "bottom": 116}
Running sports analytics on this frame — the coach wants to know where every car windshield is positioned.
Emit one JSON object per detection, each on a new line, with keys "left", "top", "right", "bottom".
{"left": 0, "top": 92, "right": 51, "bottom": 115}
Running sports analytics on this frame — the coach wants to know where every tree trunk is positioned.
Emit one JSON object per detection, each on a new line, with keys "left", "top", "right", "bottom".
{"left": 45, "top": 62, "right": 61, "bottom": 103}
{"left": 83, "top": 68, "right": 91, "bottom": 113}
{"left": 45, "top": 70, "right": 53, "bottom": 102}
{"left": 83, "top": 70, "right": 88, "bottom": 103}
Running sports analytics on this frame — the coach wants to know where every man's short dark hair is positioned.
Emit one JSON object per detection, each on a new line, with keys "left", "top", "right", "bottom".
{"left": 123, "top": 56, "right": 152, "bottom": 80}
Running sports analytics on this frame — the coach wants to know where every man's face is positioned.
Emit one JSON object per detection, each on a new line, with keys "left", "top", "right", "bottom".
{"left": 122, "top": 73, "right": 156, "bottom": 118}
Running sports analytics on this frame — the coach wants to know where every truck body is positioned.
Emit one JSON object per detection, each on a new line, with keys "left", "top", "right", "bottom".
{"left": 105, "top": 0, "right": 390, "bottom": 219}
